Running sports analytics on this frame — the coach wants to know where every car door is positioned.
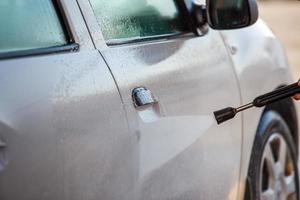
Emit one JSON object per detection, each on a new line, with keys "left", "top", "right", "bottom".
{"left": 0, "top": 1, "right": 136, "bottom": 200}
{"left": 81, "top": 0, "right": 244, "bottom": 199}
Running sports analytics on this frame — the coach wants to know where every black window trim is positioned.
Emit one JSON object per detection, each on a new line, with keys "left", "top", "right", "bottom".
{"left": 0, "top": 0, "right": 79, "bottom": 60}
{"left": 106, "top": 31, "right": 192, "bottom": 46}
{"left": 0, "top": 43, "right": 79, "bottom": 60}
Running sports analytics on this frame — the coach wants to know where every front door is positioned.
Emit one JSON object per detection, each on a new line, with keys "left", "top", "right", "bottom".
{"left": 82, "top": 0, "right": 243, "bottom": 199}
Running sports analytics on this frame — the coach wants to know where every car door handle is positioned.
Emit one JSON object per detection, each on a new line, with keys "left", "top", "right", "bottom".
{"left": 132, "top": 87, "right": 158, "bottom": 107}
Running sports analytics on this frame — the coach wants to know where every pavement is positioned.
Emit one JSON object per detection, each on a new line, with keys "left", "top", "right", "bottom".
{"left": 258, "top": 0, "right": 300, "bottom": 80}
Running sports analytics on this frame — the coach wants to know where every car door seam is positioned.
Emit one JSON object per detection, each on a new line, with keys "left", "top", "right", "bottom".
{"left": 75, "top": 0, "right": 96, "bottom": 49}
{"left": 218, "top": 31, "right": 245, "bottom": 200}
{"left": 98, "top": 52, "right": 125, "bottom": 105}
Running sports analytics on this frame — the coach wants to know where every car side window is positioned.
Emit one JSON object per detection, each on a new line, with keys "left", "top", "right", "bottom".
{"left": 0, "top": 0, "right": 68, "bottom": 54}
{"left": 89, "top": 0, "right": 188, "bottom": 41}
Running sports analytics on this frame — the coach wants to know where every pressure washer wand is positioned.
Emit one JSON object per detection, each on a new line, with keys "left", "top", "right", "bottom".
{"left": 214, "top": 80, "right": 300, "bottom": 124}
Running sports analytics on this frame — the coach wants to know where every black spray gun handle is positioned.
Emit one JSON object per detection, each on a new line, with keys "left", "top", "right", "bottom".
{"left": 214, "top": 80, "right": 300, "bottom": 124}
{"left": 253, "top": 82, "right": 300, "bottom": 107}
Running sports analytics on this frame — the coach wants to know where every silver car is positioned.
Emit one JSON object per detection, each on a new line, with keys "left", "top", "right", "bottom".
{"left": 0, "top": 0, "right": 298, "bottom": 199}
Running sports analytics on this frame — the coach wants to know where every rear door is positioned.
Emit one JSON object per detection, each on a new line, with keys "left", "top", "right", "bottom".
{"left": 0, "top": 1, "right": 135, "bottom": 200}
{"left": 82, "top": 0, "right": 244, "bottom": 199}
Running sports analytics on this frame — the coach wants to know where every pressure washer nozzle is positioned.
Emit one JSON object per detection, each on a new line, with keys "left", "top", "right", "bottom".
{"left": 214, "top": 107, "right": 237, "bottom": 124}
{"left": 213, "top": 80, "right": 300, "bottom": 125}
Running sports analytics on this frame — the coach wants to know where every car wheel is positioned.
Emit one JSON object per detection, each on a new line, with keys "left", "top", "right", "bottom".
{"left": 246, "top": 111, "right": 299, "bottom": 200}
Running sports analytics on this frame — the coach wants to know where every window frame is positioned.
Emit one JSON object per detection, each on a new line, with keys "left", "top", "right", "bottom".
{"left": 0, "top": 0, "right": 79, "bottom": 60}
{"left": 106, "top": 32, "right": 192, "bottom": 46}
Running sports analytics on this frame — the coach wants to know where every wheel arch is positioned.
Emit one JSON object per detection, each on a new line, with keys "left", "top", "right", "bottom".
{"left": 244, "top": 87, "right": 299, "bottom": 200}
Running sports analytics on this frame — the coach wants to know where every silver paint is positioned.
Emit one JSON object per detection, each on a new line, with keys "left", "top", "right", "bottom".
{"left": 220, "top": 19, "right": 298, "bottom": 200}
{"left": 0, "top": 1, "right": 297, "bottom": 200}
{"left": 0, "top": 1, "right": 136, "bottom": 200}
{"left": 99, "top": 30, "right": 242, "bottom": 199}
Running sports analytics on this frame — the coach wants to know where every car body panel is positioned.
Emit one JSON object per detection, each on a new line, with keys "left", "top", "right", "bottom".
{"left": 0, "top": 51, "right": 137, "bottom": 200}
{"left": 98, "top": 30, "right": 243, "bottom": 199}
{"left": 0, "top": 0, "right": 298, "bottom": 199}
{"left": 0, "top": 1, "right": 136, "bottom": 200}
{"left": 220, "top": 19, "right": 299, "bottom": 199}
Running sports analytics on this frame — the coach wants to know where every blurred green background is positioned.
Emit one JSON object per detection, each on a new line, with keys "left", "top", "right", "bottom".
{"left": 259, "top": 0, "right": 300, "bottom": 80}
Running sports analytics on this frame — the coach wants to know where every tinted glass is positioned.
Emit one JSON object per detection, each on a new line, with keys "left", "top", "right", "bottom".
{"left": 89, "top": 0, "right": 187, "bottom": 40}
{"left": 0, "top": 0, "right": 68, "bottom": 53}
{"left": 209, "top": 0, "right": 250, "bottom": 29}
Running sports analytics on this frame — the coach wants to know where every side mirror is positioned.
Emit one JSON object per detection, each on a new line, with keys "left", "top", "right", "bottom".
{"left": 206, "top": 0, "right": 258, "bottom": 29}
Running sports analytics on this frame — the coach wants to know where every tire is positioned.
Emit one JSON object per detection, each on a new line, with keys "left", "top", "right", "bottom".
{"left": 245, "top": 111, "right": 299, "bottom": 200}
